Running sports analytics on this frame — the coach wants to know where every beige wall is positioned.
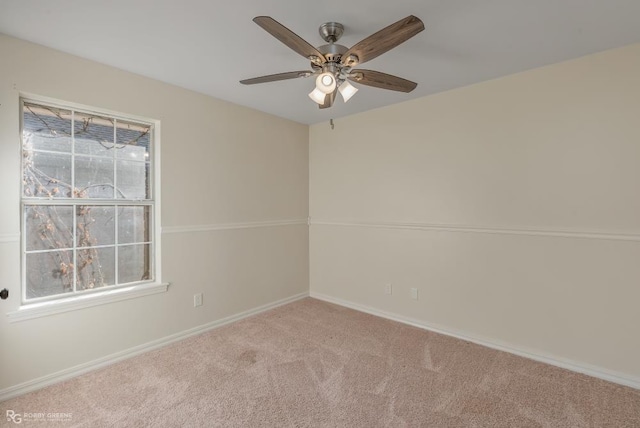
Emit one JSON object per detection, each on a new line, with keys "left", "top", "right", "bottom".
{"left": 0, "top": 34, "right": 309, "bottom": 392}
{"left": 310, "top": 43, "right": 640, "bottom": 380}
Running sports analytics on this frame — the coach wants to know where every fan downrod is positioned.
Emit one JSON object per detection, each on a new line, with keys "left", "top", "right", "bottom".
{"left": 319, "top": 22, "right": 344, "bottom": 43}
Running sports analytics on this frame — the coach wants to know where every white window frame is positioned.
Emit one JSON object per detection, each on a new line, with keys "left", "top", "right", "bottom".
{"left": 8, "top": 94, "right": 167, "bottom": 322}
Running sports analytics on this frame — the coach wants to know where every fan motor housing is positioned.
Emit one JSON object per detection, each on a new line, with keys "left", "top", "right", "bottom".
{"left": 318, "top": 43, "right": 348, "bottom": 63}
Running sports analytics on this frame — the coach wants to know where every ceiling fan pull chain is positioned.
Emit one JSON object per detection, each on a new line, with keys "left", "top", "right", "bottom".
{"left": 330, "top": 119, "right": 335, "bottom": 130}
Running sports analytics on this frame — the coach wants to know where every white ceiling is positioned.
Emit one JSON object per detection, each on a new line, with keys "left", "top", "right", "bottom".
{"left": 1, "top": 0, "right": 640, "bottom": 125}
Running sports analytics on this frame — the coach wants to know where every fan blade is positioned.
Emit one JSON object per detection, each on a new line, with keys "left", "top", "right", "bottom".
{"left": 240, "top": 71, "right": 312, "bottom": 85}
{"left": 341, "top": 15, "right": 424, "bottom": 66}
{"left": 253, "top": 16, "right": 326, "bottom": 64}
{"left": 348, "top": 70, "right": 417, "bottom": 93}
{"left": 319, "top": 90, "right": 337, "bottom": 109}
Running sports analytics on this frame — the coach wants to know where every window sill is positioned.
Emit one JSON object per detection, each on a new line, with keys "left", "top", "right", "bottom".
{"left": 7, "top": 282, "right": 169, "bottom": 322}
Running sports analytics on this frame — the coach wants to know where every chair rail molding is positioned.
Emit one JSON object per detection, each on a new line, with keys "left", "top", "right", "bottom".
{"left": 163, "top": 219, "right": 308, "bottom": 234}
{"left": 309, "top": 218, "right": 640, "bottom": 242}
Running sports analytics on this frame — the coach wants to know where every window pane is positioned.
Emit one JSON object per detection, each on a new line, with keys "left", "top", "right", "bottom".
{"left": 116, "top": 160, "right": 149, "bottom": 199}
{"left": 23, "top": 151, "right": 72, "bottom": 198}
{"left": 76, "top": 246, "right": 115, "bottom": 290}
{"left": 74, "top": 112, "right": 114, "bottom": 157}
{"left": 118, "top": 244, "right": 151, "bottom": 284}
{"left": 118, "top": 206, "right": 150, "bottom": 244}
{"left": 75, "top": 156, "right": 114, "bottom": 198}
{"left": 26, "top": 250, "right": 74, "bottom": 299}
{"left": 76, "top": 206, "right": 115, "bottom": 247}
{"left": 21, "top": 100, "right": 155, "bottom": 302}
{"left": 25, "top": 205, "right": 73, "bottom": 251}
{"left": 23, "top": 103, "right": 72, "bottom": 153}
{"left": 116, "top": 120, "right": 150, "bottom": 161}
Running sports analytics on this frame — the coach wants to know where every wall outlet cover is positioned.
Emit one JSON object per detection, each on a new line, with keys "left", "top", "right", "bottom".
{"left": 194, "top": 293, "right": 203, "bottom": 307}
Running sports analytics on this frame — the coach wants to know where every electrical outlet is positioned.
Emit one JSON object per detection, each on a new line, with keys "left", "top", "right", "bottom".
{"left": 384, "top": 283, "right": 393, "bottom": 295}
{"left": 410, "top": 288, "right": 418, "bottom": 300}
{"left": 194, "top": 293, "right": 203, "bottom": 307}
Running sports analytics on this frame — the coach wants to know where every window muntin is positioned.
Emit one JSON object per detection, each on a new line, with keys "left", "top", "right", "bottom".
{"left": 21, "top": 100, "right": 155, "bottom": 303}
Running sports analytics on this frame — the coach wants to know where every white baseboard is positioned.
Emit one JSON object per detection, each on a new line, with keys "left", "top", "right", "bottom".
{"left": 0, "top": 292, "right": 309, "bottom": 402}
{"left": 310, "top": 291, "right": 640, "bottom": 391}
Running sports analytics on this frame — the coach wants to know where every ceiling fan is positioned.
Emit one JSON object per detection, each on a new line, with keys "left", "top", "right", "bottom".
{"left": 240, "top": 15, "right": 425, "bottom": 109}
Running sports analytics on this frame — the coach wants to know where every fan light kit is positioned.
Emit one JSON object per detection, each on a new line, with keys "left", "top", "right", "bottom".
{"left": 240, "top": 15, "right": 425, "bottom": 109}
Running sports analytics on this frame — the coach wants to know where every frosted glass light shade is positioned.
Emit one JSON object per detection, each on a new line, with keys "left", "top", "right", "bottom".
{"left": 316, "top": 72, "right": 336, "bottom": 94}
{"left": 308, "top": 87, "right": 326, "bottom": 104}
{"left": 338, "top": 81, "right": 358, "bottom": 102}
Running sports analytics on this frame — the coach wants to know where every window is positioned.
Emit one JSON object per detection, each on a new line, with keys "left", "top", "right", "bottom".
{"left": 21, "top": 99, "right": 157, "bottom": 304}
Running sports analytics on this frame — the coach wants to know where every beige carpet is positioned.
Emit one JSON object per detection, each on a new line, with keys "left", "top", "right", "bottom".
{"left": 2, "top": 298, "right": 639, "bottom": 427}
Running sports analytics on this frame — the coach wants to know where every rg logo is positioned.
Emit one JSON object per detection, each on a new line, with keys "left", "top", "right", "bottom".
{"left": 6, "top": 410, "right": 22, "bottom": 424}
